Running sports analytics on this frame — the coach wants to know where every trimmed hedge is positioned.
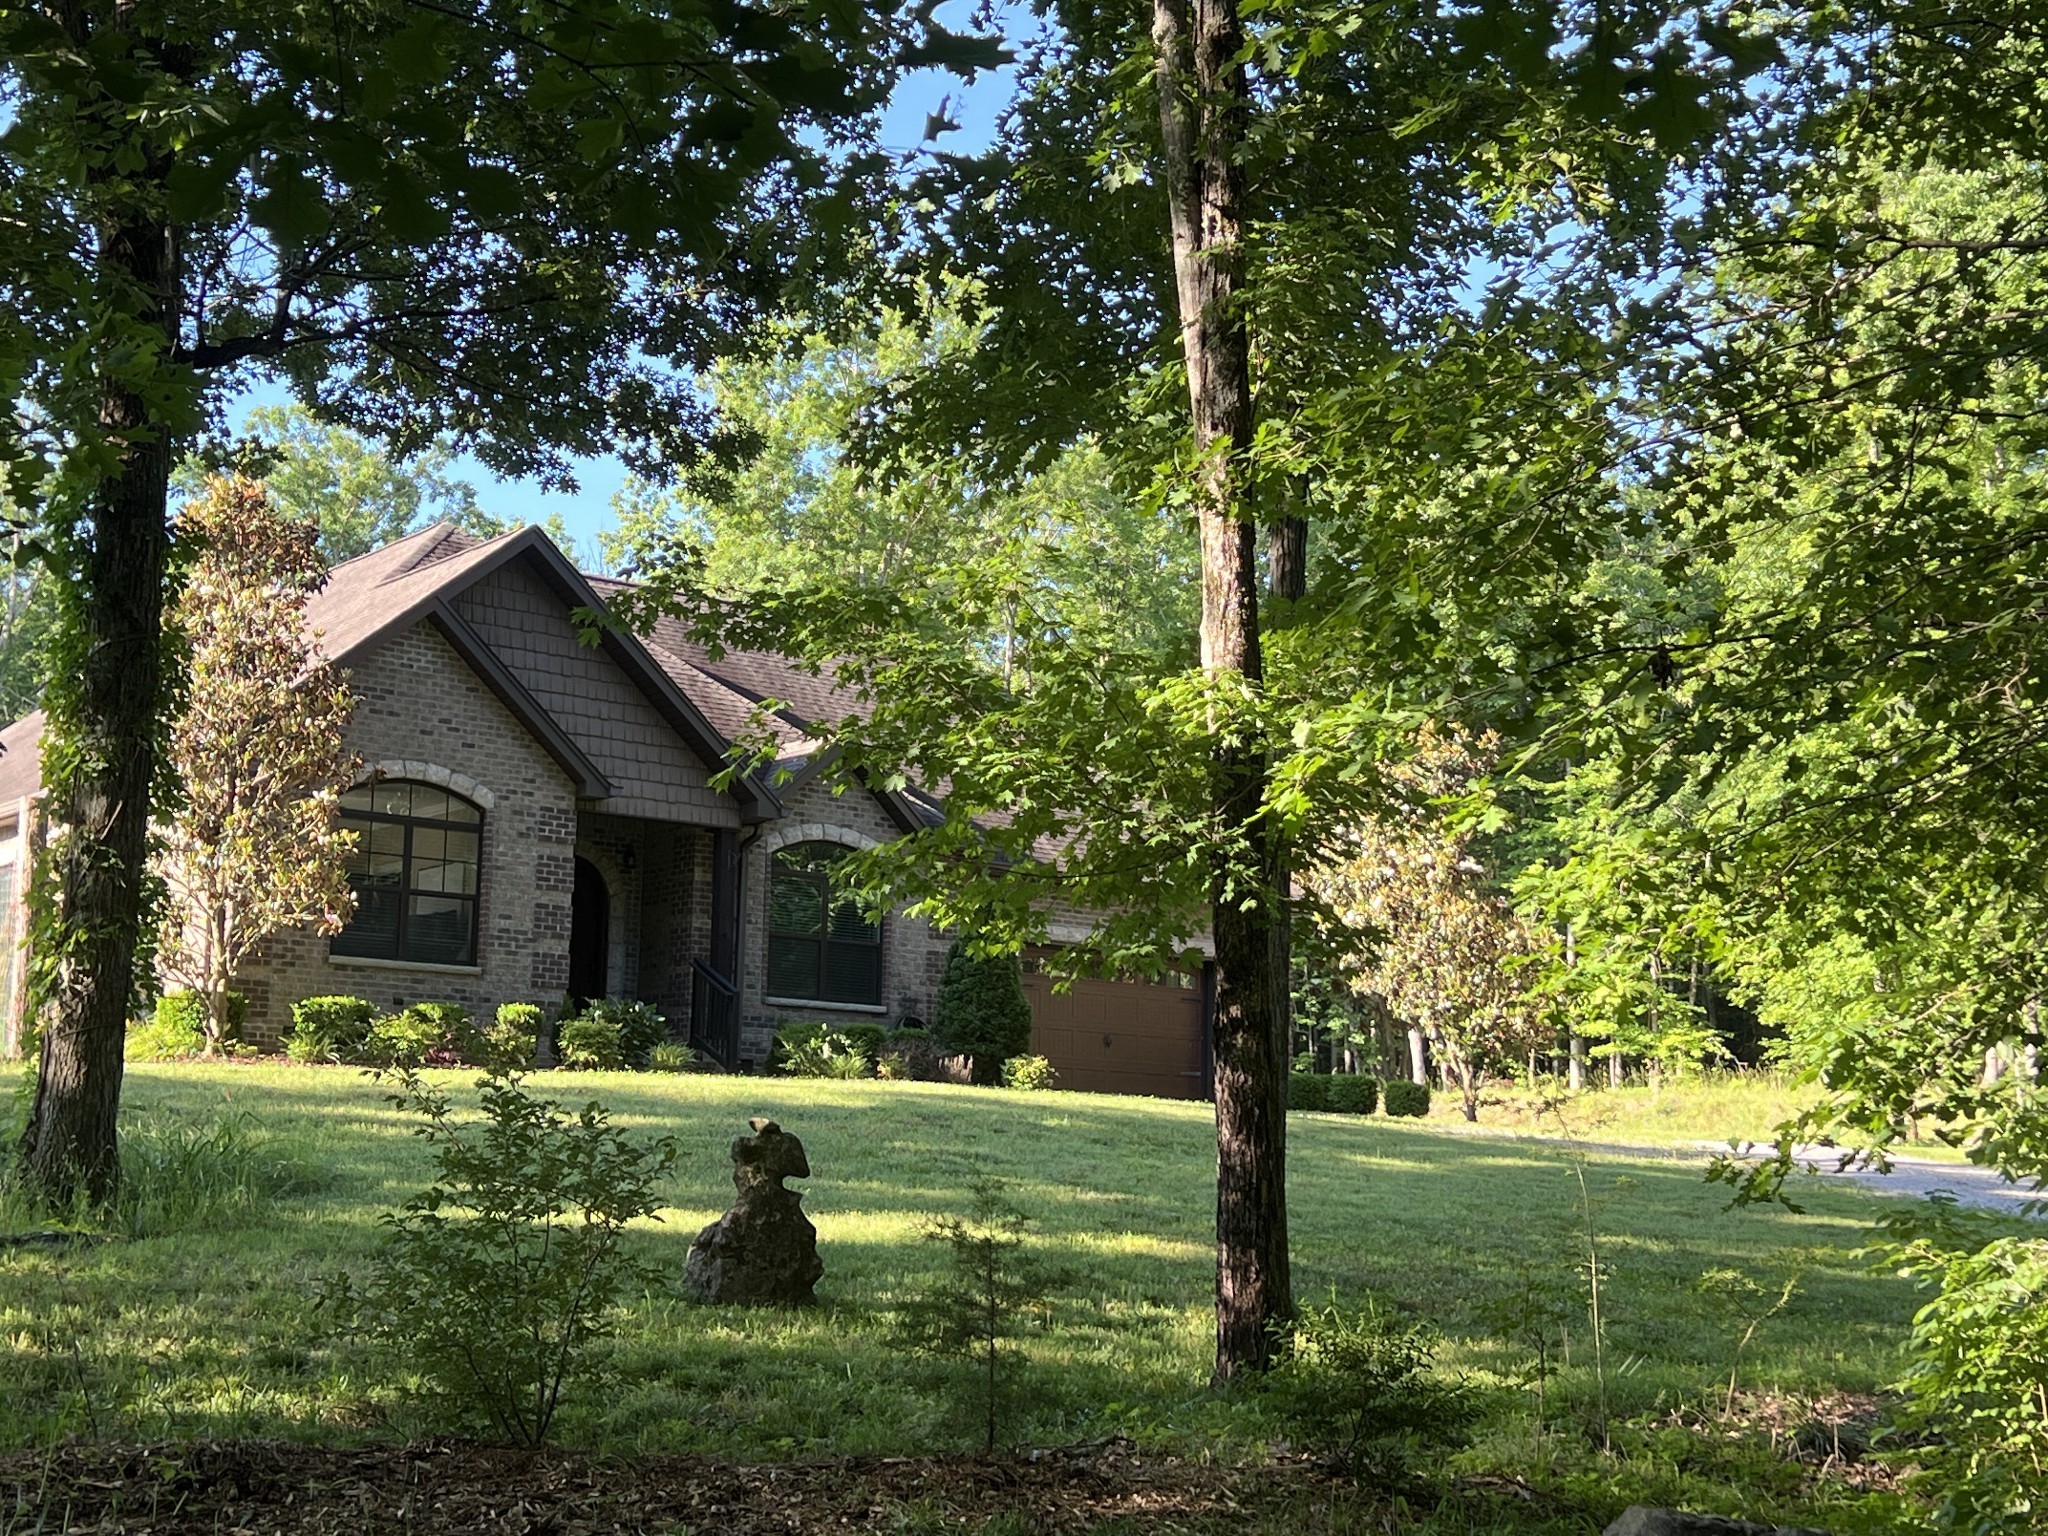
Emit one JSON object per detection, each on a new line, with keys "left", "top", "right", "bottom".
{"left": 368, "top": 1001, "right": 477, "bottom": 1066}
{"left": 1326, "top": 1075, "right": 1379, "bottom": 1115}
{"left": 285, "top": 995, "right": 379, "bottom": 1063}
{"left": 1288, "top": 1073, "right": 1332, "bottom": 1112}
{"left": 557, "top": 1015, "right": 625, "bottom": 1070}
{"left": 1289, "top": 1074, "right": 1379, "bottom": 1114}
{"left": 1383, "top": 1079, "right": 1431, "bottom": 1117}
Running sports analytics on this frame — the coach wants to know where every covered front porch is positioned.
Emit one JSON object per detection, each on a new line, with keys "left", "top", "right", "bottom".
{"left": 571, "top": 810, "right": 743, "bottom": 1066}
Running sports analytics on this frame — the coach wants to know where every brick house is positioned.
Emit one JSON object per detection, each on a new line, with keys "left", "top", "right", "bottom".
{"left": 0, "top": 523, "right": 1212, "bottom": 1094}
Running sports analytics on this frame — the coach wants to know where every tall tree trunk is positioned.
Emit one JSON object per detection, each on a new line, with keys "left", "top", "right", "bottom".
{"left": 18, "top": 188, "right": 178, "bottom": 1205}
{"left": 1154, "top": 0, "right": 1291, "bottom": 1383}
{"left": 1268, "top": 494, "right": 1307, "bottom": 607}
{"left": 1266, "top": 488, "right": 1306, "bottom": 1082}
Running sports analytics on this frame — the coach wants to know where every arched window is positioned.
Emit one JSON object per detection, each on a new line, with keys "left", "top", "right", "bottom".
{"left": 332, "top": 780, "right": 482, "bottom": 965}
{"left": 765, "top": 842, "right": 881, "bottom": 1006}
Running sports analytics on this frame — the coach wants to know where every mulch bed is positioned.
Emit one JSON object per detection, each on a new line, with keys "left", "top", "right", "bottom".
{"left": 0, "top": 1440, "right": 1346, "bottom": 1535}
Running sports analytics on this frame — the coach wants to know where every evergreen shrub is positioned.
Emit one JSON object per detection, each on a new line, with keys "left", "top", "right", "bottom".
{"left": 369, "top": 1002, "right": 477, "bottom": 1066}
{"left": 933, "top": 940, "right": 1032, "bottom": 1085}
{"left": 1383, "top": 1079, "right": 1430, "bottom": 1117}
{"left": 556, "top": 1015, "right": 625, "bottom": 1071}
{"left": 1326, "top": 1075, "right": 1379, "bottom": 1115}
{"left": 484, "top": 1004, "right": 543, "bottom": 1071}
{"left": 837, "top": 1021, "right": 889, "bottom": 1059}
{"left": 130, "top": 993, "right": 208, "bottom": 1060}
{"left": 285, "top": 995, "right": 379, "bottom": 1064}
{"left": 876, "top": 1027, "right": 946, "bottom": 1082}
{"left": 1288, "top": 1074, "right": 1332, "bottom": 1112}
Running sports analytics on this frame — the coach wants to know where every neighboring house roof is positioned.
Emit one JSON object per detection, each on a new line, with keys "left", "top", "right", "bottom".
{"left": 0, "top": 713, "right": 42, "bottom": 807}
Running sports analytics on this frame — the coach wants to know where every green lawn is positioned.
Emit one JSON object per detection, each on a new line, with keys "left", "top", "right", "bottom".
{"left": 2, "top": 1064, "right": 1925, "bottom": 1531}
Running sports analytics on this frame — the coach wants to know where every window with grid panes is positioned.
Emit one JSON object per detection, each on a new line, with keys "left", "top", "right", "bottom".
{"left": 765, "top": 843, "right": 881, "bottom": 1005}
{"left": 332, "top": 781, "right": 482, "bottom": 965}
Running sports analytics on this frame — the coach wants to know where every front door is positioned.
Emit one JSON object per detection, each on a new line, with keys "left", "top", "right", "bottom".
{"left": 569, "top": 856, "right": 609, "bottom": 1006}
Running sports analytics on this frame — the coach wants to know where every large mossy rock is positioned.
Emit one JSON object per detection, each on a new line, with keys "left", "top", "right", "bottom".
{"left": 683, "top": 1118, "right": 823, "bottom": 1306}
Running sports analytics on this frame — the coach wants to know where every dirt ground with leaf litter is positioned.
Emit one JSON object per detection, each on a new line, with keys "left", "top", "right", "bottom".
{"left": 0, "top": 1440, "right": 1369, "bottom": 1536}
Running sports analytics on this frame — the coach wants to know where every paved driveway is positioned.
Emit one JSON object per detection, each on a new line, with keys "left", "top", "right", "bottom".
{"left": 1746, "top": 1143, "right": 2043, "bottom": 1214}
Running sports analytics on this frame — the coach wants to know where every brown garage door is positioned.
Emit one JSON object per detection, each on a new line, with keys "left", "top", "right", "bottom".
{"left": 1023, "top": 967, "right": 1207, "bottom": 1099}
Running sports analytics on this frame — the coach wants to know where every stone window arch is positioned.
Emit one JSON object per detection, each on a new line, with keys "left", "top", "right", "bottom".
{"left": 333, "top": 778, "right": 484, "bottom": 965}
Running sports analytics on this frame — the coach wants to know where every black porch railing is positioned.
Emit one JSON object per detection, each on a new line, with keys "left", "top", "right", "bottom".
{"left": 690, "top": 959, "right": 739, "bottom": 1069}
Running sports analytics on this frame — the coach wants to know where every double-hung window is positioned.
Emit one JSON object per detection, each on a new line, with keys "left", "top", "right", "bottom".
{"left": 765, "top": 842, "right": 881, "bottom": 1006}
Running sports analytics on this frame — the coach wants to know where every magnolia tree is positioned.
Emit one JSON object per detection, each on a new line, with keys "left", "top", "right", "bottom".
{"left": 154, "top": 478, "right": 358, "bottom": 1051}
{"left": 1312, "top": 741, "right": 1551, "bottom": 1122}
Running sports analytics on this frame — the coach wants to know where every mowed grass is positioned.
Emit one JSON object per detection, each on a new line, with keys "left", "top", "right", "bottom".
{"left": 1, "top": 1064, "right": 1920, "bottom": 1525}
{"left": 1413, "top": 1070, "right": 1973, "bottom": 1163}
{"left": 1417, "top": 1071, "right": 1826, "bottom": 1147}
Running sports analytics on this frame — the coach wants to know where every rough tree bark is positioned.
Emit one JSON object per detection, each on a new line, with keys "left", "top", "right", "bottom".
{"left": 1154, "top": 0, "right": 1293, "bottom": 1383}
{"left": 1268, "top": 511, "right": 1307, "bottom": 607}
{"left": 18, "top": 72, "right": 180, "bottom": 1205}
{"left": 1266, "top": 491, "right": 1305, "bottom": 1079}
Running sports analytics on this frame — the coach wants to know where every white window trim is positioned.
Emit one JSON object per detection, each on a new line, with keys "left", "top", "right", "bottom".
{"left": 763, "top": 996, "right": 889, "bottom": 1015}
{"left": 327, "top": 953, "right": 483, "bottom": 977}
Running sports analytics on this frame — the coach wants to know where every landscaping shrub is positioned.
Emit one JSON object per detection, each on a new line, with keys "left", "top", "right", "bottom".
{"left": 285, "top": 995, "right": 380, "bottom": 1064}
{"left": 1269, "top": 1299, "right": 1476, "bottom": 1482}
{"left": 836, "top": 1021, "right": 889, "bottom": 1060}
{"left": 1288, "top": 1073, "right": 1332, "bottom": 1112}
{"left": 483, "top": 1004, "right": 543, "bottom": 1071}
{"left": 646, "top": 1042, "right": 704, "bottom": 1073}
{"left": 326, "top": 1067, "right": 676, "bottom": 1444}
{"left": 575, "top": 998, "right": 667, "bottom": 1064}
{"left": 781, "top": 1029, "right": 872, "bottom": 1078}
{"left": 877, "top": 1027, "right": 947, "bottom": 1082}
{"left": 128, "top": 994, "right": 208, "bottom": 1060}
{"left": 933, "top": 939, "right": 1032, "bottom": 1085}
{"left": 1001, "top": 1054, "right": 1058, "bottom": 1091}
{"left": 1326, "top": 1075, "right": 1379, "bottom": 1115}
{"left": 555, "top": 1015, "right": 625, "bottom": 1071}
{"left": 367, "top": 1002, "right": 477, "bottom": 1067}
{"left": 134, "top": 989, "right": 248, "bottom": 1058}
{"left": 1383, "top": 1079, "right": 1430, "bottom": 1117}
{"left": 769, "top": 1020, "right": 827, "bottom": 1071}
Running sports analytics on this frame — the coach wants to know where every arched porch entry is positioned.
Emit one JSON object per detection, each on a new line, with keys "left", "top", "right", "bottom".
{"left": 569, "top": 855, "right": 609, "bottom": 1006}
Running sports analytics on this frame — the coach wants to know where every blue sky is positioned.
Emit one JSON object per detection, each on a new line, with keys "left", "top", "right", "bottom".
{"left": 222, "top": 4, "right": 1031, "bottom": 556}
